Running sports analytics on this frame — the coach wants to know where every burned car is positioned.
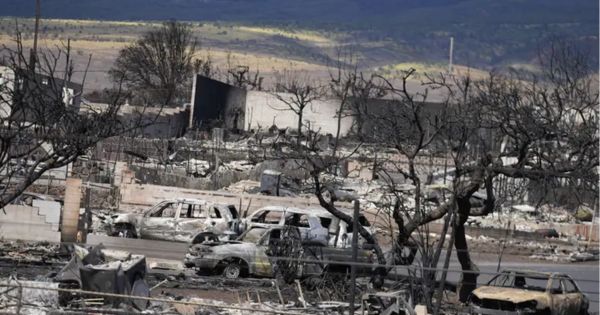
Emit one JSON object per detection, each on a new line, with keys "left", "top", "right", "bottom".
{"left": 184, "top": 225, "right": 375, "bottom": 280}
{"left": 108, "top": 198, "right": 239, "bottom": 243}
{"left": 470, "top": 270, "right": 589, "bottom": 315}
{"left": 242, "top": 206, "right": 374, "bottom": 248}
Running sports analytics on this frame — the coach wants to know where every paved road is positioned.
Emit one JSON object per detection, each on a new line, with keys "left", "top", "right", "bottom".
{"left": 87, "top": 234, "right": 189, "bottom": 260}
{"left": 89, "top": 235, "right": 599, "bottom": 312}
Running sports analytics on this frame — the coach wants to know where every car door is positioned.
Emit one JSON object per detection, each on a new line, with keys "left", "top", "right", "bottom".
{"left": 174, "top": 202, "right": 209, "bottom": 242}
{"left": 548, "top": 277, "right": 569, "bottom": 315}
{"left": 207, "top": 205, "right": 230, "bottom": 233}
{"left": 139, "top": 201, "right": 180, "bottom": 241}
{"left": 252, "top": 229, "right": 277, "bottom": 277}
{"left": 283, "top": 213, "right": 312, "bottom": 239}
{"left": 562, "top": 278, "right": 585, "bottom": 314}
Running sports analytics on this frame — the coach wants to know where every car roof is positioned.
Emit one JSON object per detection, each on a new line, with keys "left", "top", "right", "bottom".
{"left": 253, "top": 206, "right": 329, "bottom": 216}
{"left": 500, "top": 269, "right": 569, "bottom": 278}
{"left": 159, "top": 198, "right": 233, "bottom": 206}
{"left": 252, "top": 206, "right": 363, "bottom": 218}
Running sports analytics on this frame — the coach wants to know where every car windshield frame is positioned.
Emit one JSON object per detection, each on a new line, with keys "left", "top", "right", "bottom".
{"left": 487, "top": 272, "right": 550, "bottom": 292}
{"left": 238, "top": 226, "right": 268, "bottom": 243}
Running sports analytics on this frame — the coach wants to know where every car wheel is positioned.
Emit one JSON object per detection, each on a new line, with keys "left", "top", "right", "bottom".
{"left": 115, "top": 226, "right": 136, "bottom": 238}
{"left": 222, "top": 262, "right": 242, "bottom": 279}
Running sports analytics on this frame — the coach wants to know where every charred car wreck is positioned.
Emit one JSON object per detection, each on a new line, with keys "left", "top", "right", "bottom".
{"left": 185, "top": 226, "right": 375, "bottom": 281}
{"left": 108, "top": 198, "right": 239, "bottom": 242}
{"left": 242, "top": 206, "right": 374, "bottom": 248}
{"left": 469, "top": 270, "right": 589, "bottom": 315}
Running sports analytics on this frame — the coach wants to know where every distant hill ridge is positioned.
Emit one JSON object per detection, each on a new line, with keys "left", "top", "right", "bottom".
{"left": 2, "top": 0, "right": 598, "bottom": 68}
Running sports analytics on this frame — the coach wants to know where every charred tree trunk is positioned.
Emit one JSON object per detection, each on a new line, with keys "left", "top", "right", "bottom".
{"left": 455, "top": 196, "right": 479, "bottom": 302}
{"left": 297, "top": 111, "right": 303, "bottom": 146}
{"left": 313, "top": 175, "right": 386, "bottom": 267}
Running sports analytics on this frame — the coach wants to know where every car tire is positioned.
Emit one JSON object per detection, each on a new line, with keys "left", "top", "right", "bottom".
{"left": 222, "top": 262, "right": 242, "bottom": 279}
{"left": 115, "top": 226, "right": 137, "bottom": 238}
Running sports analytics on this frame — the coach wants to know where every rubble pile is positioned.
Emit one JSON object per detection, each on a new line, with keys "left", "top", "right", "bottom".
{"left": 466, "top": 204, "right": 577, "bottom": 232}
{"left": 0, "top": 241, "right": 63, "bottom": 264}
{"left": 221, "top": 179, "right": 261, "bottom": 194}
{"left": 0, "top": 277, "right": 59, "bottom": 315}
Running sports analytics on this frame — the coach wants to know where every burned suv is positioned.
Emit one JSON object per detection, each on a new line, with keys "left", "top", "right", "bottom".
{"left": 470, "top": 270, "right": 588, "bottom": 315}
{"left": 185, "top": 225, "right": 376, "bottom": 280}
{"left": 108, "top": 198, "right": 239, "bottom": 243}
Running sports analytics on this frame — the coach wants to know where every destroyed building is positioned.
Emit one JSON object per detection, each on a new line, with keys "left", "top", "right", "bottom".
{"left": 0, "top": 65, "right": 82, "bottom": 120}
{"left": 188, "top": 74, "right": 451, "bottom": 137}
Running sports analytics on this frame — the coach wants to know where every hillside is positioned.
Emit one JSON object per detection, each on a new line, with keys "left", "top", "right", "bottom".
{"left": 3, "top": 0, "right": 598, "bottom": 69}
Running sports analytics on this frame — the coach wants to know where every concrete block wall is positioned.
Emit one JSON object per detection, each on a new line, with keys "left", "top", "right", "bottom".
{"left": 32, "top": 200, "right": 61, "bottom": 227}
{"left": 62, "top": 178, "right": 82, "bottom": 242}
{"left": 0, "top": 205, "right": 61, "bottom": 242}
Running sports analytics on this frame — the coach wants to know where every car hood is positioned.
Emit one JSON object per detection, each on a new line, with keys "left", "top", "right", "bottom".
{"left": 472, "top": 286, "right": 550, "bottom": 306}
{"left": 191, "top": 241, "right": 258, "bottom": 254}
{"left": 112, "top": 213, "right": 142, "bottom": 225}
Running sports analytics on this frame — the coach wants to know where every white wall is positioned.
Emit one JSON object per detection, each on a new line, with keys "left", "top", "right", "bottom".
{"left": 0, "top": 204, "right": 61, "bottom": 242}
{"left": 244, "top": 91, "right": 354, "bottom": 136}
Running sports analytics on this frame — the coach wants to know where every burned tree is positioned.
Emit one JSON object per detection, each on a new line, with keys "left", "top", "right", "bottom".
{"left": 226, "top": 64, "right": 262, "bottom": 91}
{"left": 0, "top": 32, "right": 152, "bottom": 208}
{"left": 109, "top": 21, "right": 197, "bottom": 106}
{"left": 273, "top": 72, "right": 324, "bottom": 145}
{"left": 277, "top": 41, "right": 597, "bottom": 311}
{"left": 369, "top": 40, "right": 599, "bottom": 305}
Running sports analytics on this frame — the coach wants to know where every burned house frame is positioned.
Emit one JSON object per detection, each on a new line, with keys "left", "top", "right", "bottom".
{"left": 0, "top": 65, "right": 82, "bottom": 122}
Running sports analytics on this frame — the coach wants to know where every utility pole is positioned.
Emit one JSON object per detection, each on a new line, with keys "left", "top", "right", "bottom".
{"left": 64, "top": 38, "right": 71, "bottom": 81}
{"left": 29, "top": 0, "right": 41, "bottom": 71}
{"left": 349, "top": 200, "right": 359, "bottom": 315}
{"left": 448, "top": 36, "right": 454, "bottom": 74}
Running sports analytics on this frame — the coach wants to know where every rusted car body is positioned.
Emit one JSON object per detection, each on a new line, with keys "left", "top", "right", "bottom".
{"left": 470, "top": 270, "right": 588, "bottom": 315}
{"left": 242, "top": 206, "right": 374, "bottom": 248}
{"left": 184, "top": 226, "right": 375, "bottom": 279}
{"left": 109, "top": 198, "right": 239, "bottom": 243}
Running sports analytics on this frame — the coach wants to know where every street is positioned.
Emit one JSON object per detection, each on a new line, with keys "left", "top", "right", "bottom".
{"left": 89, "top": 235, "right": 599, "bottom": 312}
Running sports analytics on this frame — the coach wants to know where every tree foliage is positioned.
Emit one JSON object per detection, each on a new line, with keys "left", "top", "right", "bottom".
{"left": 110, "top": 21, "right": 197, "bottom": 106}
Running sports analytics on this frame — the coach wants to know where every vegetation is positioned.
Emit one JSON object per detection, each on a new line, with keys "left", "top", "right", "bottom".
{"left": 109, "top": 21, "right": 198, "bottom": 106}
{"left": 1, "top": 0, "right": 597, "bottom": 72}
{"left": 278, "top": 40, "right": 598, "bottom": 311}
